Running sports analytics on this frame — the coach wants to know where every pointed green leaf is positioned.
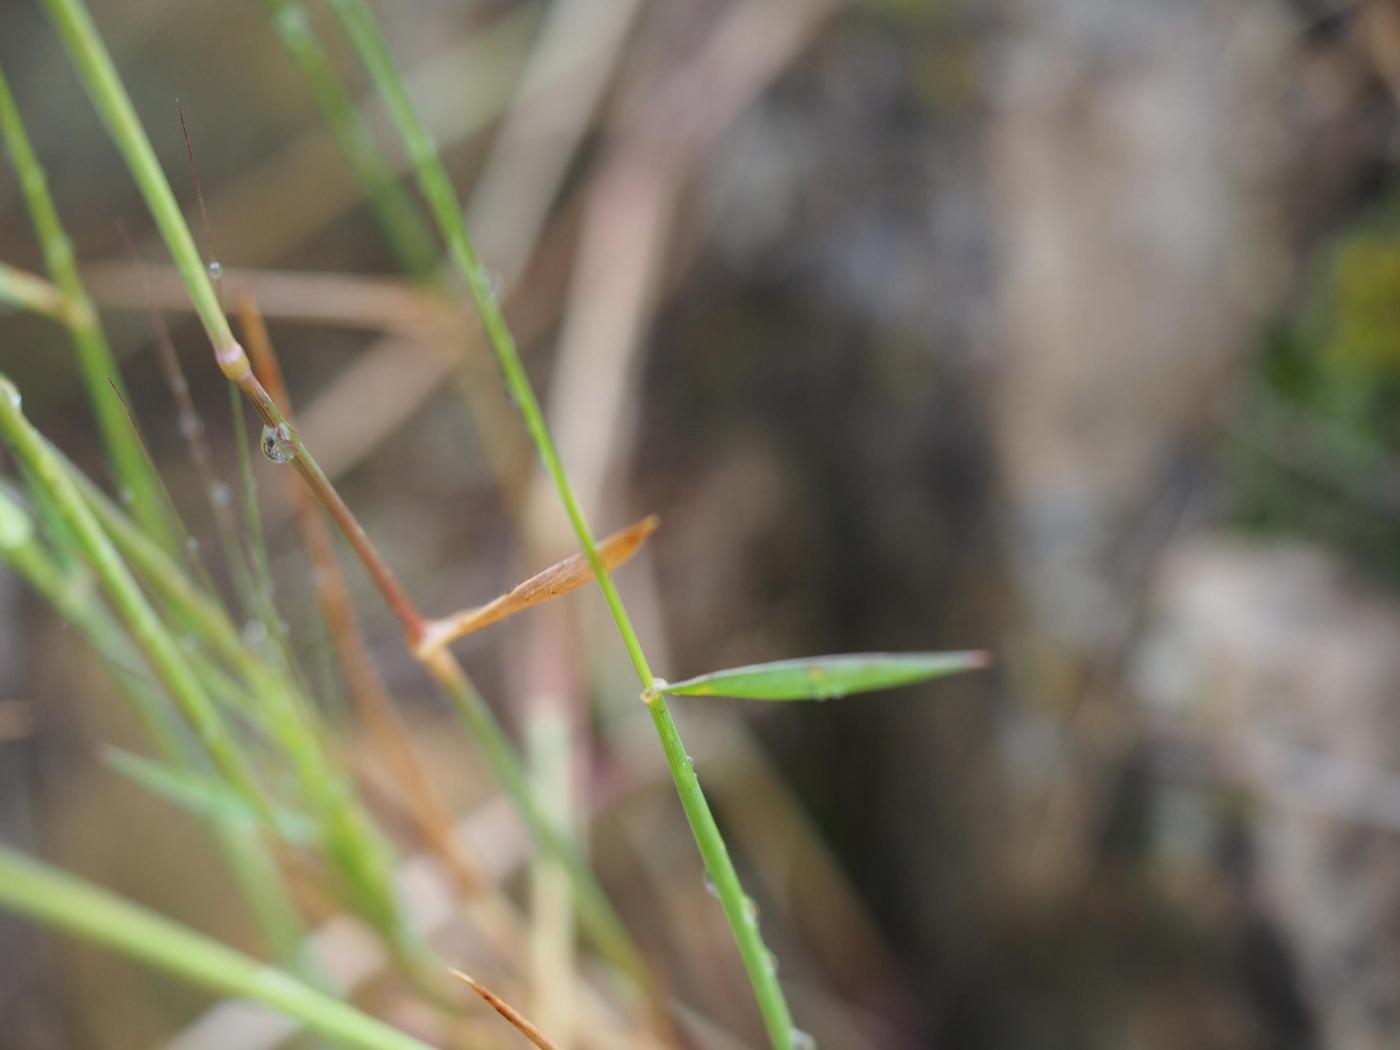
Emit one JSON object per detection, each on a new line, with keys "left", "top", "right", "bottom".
{"left": 653, "top": 651, "right": 989, "bottom": 702}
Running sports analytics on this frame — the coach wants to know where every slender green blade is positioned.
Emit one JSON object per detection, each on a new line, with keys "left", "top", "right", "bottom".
{"left": 0, "top": 63, "right": 176, "bottom": 551}
{"left": 657, "top": 651, "right": 990, "bottom": 702}
{"left": 0, "top": 845, "right": 434, "bottom": 1050}
{"left": 104, "top": 748, "right": 317, "bottom": 845}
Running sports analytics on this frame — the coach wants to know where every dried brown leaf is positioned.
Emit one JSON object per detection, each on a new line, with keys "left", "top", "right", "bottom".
{"left": 451, "top": 970, "right": 563, "bottom": 1050}
{"left": 417, "top": 515, "right": 659, "bottom": 655}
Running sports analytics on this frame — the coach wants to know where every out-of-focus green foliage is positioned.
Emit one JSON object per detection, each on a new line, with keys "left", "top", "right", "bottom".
{"left": 1229, "top": 209, "right": 1400, "bottom": 576}
{"left": 1322, "top": 233, "right": 1400, "bottom": 377}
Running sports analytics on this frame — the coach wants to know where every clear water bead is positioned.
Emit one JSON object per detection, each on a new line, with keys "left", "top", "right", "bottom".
{"left": 703, "top": 873, "right": 719, "bottom": 898}
{"left": 790, "top": 1028, "right": 817, "bottom": 1050}
{"left": 260, "top": 422, "right": 294, "bottom": 464}
{"left": 206, "top": 260, "right": 223, "bottom": 280}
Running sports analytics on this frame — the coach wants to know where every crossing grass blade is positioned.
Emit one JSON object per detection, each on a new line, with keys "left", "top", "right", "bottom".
{"left": 0, "top": 845, "right": 436, "bottom": 1050}
{"left": 0, "top": 63, "right": 175, "bottom": 551}
{"left": 0, "top": 375, "right": 272, "bottom": 818}
{"left": 104, "top": 747, "right": 319, "bottom": 845}
{"left": 0, "top": 260, "right": 71, "bottom": 322}
{"left": 652, "top": 651, "right": 990, "bottom": 702}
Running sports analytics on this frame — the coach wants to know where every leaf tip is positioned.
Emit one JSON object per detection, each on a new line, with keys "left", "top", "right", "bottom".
{"left": 450, "top": 969, "right": 562, "bottom": 1050}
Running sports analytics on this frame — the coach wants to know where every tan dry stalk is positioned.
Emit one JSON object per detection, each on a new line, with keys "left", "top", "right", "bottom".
{"left": 454, "top": 971, "right": 564, "bottom": 1050}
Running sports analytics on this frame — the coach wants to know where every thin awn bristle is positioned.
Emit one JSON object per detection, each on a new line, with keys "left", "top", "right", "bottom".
{"left": 175, "top": 99, "right": 223, "bottom": 298}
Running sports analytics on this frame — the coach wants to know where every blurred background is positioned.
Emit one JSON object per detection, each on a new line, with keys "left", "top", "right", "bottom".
{"left": 4, "top": 0, "right": 1400, "bottom": 1047}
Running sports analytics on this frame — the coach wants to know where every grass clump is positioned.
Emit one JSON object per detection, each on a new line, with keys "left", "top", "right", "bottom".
{"left": 0, "top": 2, "right": 989, "bottom": 1047}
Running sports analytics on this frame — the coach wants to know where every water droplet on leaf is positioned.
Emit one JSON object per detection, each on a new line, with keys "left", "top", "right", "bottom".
{"left": 499, "top": 376, "right": 520, "bottom": 411}
{"left": 207, "top": 260, "right": 223, "bottom": 280}
{"left": 260, "top": 422, "right": 294, "bottom": 464}
{"left": 480, "top": 266, "right": 502, "bottom": 304}
{"left": 790, "top": 1028, "right": 816, "bottom": 1050}
{"left": 704, "top": 873, "right": 718, "bottom": 898}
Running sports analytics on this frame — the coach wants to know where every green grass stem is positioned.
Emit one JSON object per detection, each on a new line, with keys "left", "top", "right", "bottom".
{"left": 0, "top": 483, "right": 186, "bottom": 755}
{"left": 29, "top": 0, "right": 793, "bottom": 1031}
{"left": 60, "top": 448, "right": 419, "bottom": 966}
{"left": 0, "top": 63, "right": 174, "bottom": 549}
{"left": 0, "top": 376, "right": 270, "bottom": 816}
{"left": 0, "top": 260, "right": 71, "bottom": 322}
{"left": 38, "top": 0, "right": 234, "bottom": 355}
{"left": 0, "top": 484, "right": 313, "bottom": 969}
{"left": 25, "top": 0, "right": 545, "bottom": 996}
{"left": 328, "top": 3, "right": 798, "bottom": 1043}
{"left": 422, "top": 648, "right": 641, "bottom": 978}
{"left": 40, "top": 0, "right": 656, "bottom": 1008}
{"left": 0, "top": 845, "right": 436, "bottom": 1050}
{"left": 259, "top": 0, "right": 439, "bottom": 278}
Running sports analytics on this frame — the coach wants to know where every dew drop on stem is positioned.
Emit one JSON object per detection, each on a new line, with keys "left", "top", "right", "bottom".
{"left": 260, "top": 422, "right": 294, "bottom": 465}
{"left": 498, "top": 376, "right": 519, "bottom": 411}
{"left": 790, "top": 1028, "right": 816, "bottom": 1050}
{"left": 206, "top": 260, "right": 223, "bottom": 281}
{"left": 704, "top": 872, "right": 718, "bottom": 898}
{"left": 479, "top": 265, "right": 501, "bottom": 304}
